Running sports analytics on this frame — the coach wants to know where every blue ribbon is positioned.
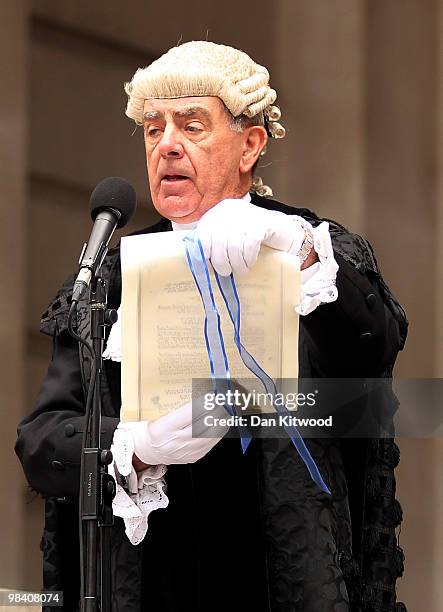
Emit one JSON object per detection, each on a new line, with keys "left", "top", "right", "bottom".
{"left": 183, "top": 231, "right": 331, "bottom": 495}
{"left": 183, "top": 234, "right": 251, "bottom": 452}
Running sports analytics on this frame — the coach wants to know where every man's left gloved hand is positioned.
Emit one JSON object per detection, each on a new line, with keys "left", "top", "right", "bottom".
{"left": 196, "top": 198, "right": 313, "bottom": 276}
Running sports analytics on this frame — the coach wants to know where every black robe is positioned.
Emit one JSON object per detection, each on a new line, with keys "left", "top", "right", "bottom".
{"left": 15, "top": 194, "right": 408, "bottom": 612}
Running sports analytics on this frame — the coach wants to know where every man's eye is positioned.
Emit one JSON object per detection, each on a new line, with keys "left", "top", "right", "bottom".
{"left": 146, "top": 127, "right": 161, "bottom": 137}
{"left": 186, "top": 124, "right": 203, "bottom": 133}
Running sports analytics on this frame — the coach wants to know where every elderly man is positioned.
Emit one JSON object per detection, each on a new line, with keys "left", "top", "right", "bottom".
{"left": 16, "top": 42, "right": 408, "bottom": 612}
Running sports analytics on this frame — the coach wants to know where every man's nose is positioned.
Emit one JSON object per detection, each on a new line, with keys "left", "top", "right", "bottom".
{"left": 159, "top": 126, "right": 184, "bottom": 159}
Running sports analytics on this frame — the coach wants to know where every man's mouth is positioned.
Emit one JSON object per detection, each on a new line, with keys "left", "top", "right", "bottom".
{"left": 161, "top": 174, "right": 190, "bottom": 182}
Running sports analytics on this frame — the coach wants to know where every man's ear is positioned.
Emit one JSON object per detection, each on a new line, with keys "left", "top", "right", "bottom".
{"left": 239, "top": 126, "right": 268, "bottom": 174}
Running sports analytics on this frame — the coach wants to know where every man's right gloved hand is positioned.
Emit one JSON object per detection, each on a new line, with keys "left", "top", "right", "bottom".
{"left": 118, "top": 400, "right": 228, "bottom": 467}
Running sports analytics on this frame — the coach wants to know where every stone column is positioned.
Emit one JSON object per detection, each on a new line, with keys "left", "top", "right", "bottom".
{"left": 0, "top": 0, "right": 28, "bottom": 589}
{"left": 431, "top": 3, "right": 443, "bottom": 608}
{"left": 365, "top": 0, "right": 437, "bottom": 378}
{"left": 365, "top": 1, "right": 441, "bottom": 610}
{"left": 271, "top": 0, "right": 366, "bottom": 233}
{"left": 436, "top": 2, "right": 443, "bottom": 378}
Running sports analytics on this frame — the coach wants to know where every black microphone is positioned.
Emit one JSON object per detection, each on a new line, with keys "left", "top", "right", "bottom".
{"left": 72, "top": 177, "right": 137, "bottom": 303}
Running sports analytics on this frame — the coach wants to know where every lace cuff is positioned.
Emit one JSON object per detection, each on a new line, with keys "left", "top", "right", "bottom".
{"left": 296, "top": 220, "right": 339, "bottom": 316}
{"left": 103, "top": 311, "right": 122, "bottom": 362}
{"left": 109, "top": 426, "right": 169, "bottom": 545}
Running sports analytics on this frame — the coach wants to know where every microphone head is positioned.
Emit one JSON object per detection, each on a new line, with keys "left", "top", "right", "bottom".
{"left": 90, "top": 177, "right": 137, "bottom": 228}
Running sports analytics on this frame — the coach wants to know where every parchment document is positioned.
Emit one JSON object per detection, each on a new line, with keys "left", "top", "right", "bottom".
{"left": 120, "top": 231, "right": 300, "bottom": 422}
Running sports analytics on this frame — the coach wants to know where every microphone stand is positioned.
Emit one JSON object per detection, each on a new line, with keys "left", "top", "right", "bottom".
{"left": 69, "top": 275, "right": 117, "bottom": 612}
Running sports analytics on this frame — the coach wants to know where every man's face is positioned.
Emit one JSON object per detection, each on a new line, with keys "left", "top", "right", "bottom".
{"left": 143, "top": 96, "right": 249, "bottom": 223}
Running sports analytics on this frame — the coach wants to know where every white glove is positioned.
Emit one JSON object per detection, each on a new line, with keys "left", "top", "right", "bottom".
{"left": 118, "top": 400, "right": 228, "bottom": 466}
{"left": 196, "top": 198, "right": 312, "bottom": 276}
